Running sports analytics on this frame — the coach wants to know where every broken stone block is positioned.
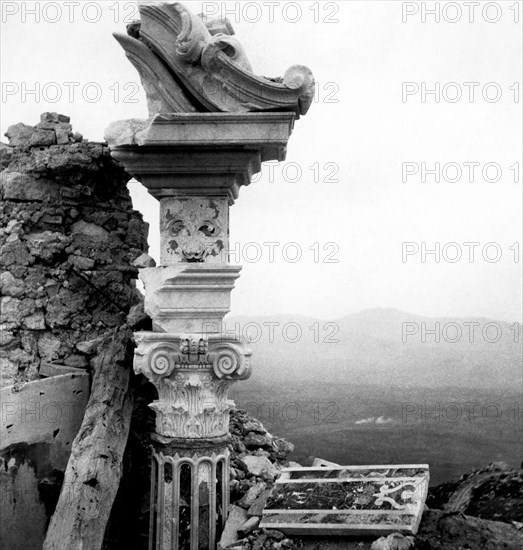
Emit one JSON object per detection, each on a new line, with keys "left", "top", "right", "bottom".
{"left": 0, "top": 328, "right": 16, "bottom": 347}
{"left": 247, "top": 489, "right": 272, "bottom": 517}
{"left": 241, "top": 456, "right": 279, "bottom": 481}
{"left": 273, "top": 438, "right": 294, "bottom": 454}
{"left": 39, "top": 213, "right": 63, "bottom": 225}
{"left": 55, "top": 128, "right": 71, "bottom": 145}
{"left": 132, "top": 253, "right": 156, "bottom": 268}
{"left": 243, "top": 419, "right": 267, "bottom": 434}
{"left": 238, "top": 481, "right": 267, "bottom": 509}
{"left": 0, "top": 238, "right": 35, "bottom": 267}
{"left": 0, "top": 171, "right": 59, "bottom": 202}
{"left": 29, "top": 129, "right": 56, "bottom": 148}
{"left": 5, "top": 220, "right": 22, "bottom": 235}
{"left": 218, "top": 505, "right": 248, "bottom": 549}
{"left": 0, "top": 297, "right": 24, "bottom": 329}
{"left": 238, "top": 516, "right": 260, "bottom": 537}
{"left": 0, "top": 356, "right": 18, "bottom": 385}
{"left": 0, "top": 143, "right": 14, "bottom": 168}
{"left": 76, "top": 337, "right": 103, "bottom": 355}
{"left": 126, "top": 304, "right": 149, "bottom": 330}
{"left": 71, "top": 220, "right": 110, "bottom": 241}
{"left": 104, "top": 118, "right": 150, "bottom": 147}
{"left": 25, "top": 232, "right": 71, "bottom": 262}
{"left": 312, "top": 457, "right": 340, "bottom": 468}
{"left": 63, "top": 354, "right": 89, "bottom": 369}
{"left": 68, "top": 255, "right": 95, "bottom": 271}
{"left": 371, "top": 533, "right": 416, "bottom": 550}
{"left": 37, "top": 333, "right": 61, "bottom": 361}
{"left": 5, "top": 123, "right": 34, "bottom": 146}
{"left": 244, "top": 431, "right": 273, "bottom": 449}
{"left": 40, "top": 112, "right": 60, "bottom": 124}
{"left": 23, "top": 311, "right": 45, "bottom": 330}
{"left": 417, "top": 509, "right": 523, "bottom": 549}
{"left": 0, "top": 272, "right": 25, "bottom": 298}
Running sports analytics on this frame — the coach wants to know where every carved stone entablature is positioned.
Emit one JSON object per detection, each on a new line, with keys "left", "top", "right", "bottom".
{"left": 105, "top": 113, "right": 296, "bottom": 205}
{"left": 161, "top": 196, "right": 229, "bottom": 264}
{"left": 113, "top": 2, "right": 315, "bottom": 117}
{"left": 134, "top": 332, "right": 252, "bottom": 438}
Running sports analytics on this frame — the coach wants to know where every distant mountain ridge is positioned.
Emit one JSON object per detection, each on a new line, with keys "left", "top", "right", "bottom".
{"left": 225, "top": 308, "right": 522, "bottom": 389}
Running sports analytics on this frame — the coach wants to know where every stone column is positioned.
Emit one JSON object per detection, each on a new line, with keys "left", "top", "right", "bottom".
{"left": 108, "top": 112, "right": 295, "bottom": 550}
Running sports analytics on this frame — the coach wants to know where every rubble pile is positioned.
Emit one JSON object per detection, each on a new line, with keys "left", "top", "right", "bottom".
{"left": 224, "top": 411, "right": 523, "bottom": 550}
{"left": 0, "top": 113, "right": 149, "bottom": 387}
{"left": 224, "top": 409, "right": 300, "bottom": 550}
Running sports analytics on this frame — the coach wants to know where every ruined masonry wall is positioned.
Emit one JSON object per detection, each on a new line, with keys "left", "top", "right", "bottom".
{"left": 0, "top": 112, "right": 149, "bottom": 387}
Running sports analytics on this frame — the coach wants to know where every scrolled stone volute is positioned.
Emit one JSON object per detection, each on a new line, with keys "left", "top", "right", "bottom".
{"left": 201, "top": 34, "right": 253, "bottom": 72}
{"left": 148, "top": 343, "right": 178, "bottom": 376}
{"left": 210, "top": 342, "right": 252, "bottom": 380}
{"left": 113, "top": 1, "right": 315, "bottom": 116}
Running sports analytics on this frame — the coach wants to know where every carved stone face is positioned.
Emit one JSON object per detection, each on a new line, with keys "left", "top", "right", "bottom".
{"left": 160, "top": 197, "right": 228, "bottom": 264}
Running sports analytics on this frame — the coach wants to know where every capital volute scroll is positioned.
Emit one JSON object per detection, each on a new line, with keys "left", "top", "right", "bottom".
{"left": 209, "top": 342, "right": 251, "bottom": 380}
{"left": 134, "top": 332, "right": 253, "bottom": 385}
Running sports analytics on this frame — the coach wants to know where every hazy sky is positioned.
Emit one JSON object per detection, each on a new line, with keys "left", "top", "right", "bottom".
{"left": 1, "top": 1, "right": 522, "bottom": 322}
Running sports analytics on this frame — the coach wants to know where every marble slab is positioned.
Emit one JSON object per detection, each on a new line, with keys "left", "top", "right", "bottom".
{"left": 260, "top": 464, "right": 430, "bottom": 536}
{"left": 0, "top": 373, "right": 89, "bottom": 450}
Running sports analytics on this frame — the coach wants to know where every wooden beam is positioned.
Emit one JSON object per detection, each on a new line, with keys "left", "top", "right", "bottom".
{"left": 42, "top": 327, "right": 135, "bottom": 550}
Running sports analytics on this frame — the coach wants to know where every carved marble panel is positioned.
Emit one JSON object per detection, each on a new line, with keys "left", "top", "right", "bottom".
{"left": 260, "top": 465, "right": 430, "bottom": 536}
{"left": 160, "top": 197, "right": 229, "bottom": 264}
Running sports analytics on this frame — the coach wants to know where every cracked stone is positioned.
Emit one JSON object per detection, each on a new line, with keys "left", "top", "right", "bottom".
{"left": 5, "top": 123, "right": 34, "bottom": 146}
{"left": 68, "top": 255, "right": 95, "bottom": 270}
{"left": 29, "top": 129, "right": 57, "bottom": 148}
{"left": 0, "top": 272, "right": 25, "bottom": 298}
{"left": 1, "top": 171, "right": 59, "bottom": 202}
{"left": 241, "top": 456, "right": 279, "bottom": 481}
{"left": 23, "top": 311, "right": 46, "bottom": 330}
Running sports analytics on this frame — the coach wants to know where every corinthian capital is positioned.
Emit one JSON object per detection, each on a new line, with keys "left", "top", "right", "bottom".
{"left": 133, "top": 332, "right": 252, "bottom": 439}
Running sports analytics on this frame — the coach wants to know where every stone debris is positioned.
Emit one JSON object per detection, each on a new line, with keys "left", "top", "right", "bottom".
{"left": 132, "top": 252, "right": 157, "bottom": 268}
{"left": 238, "top": 481, "right": 267, "bottom": 509}
{"left": 247, "top": 489, "right": 272, "bottom": 517}
{"left": 238, "top": 516, "right": 261, "bottom": 537}
{"left": 0, "top": 113, "right": 149, "bottom": 388}
{"left": 415, "top": 509, "right": 523, "bottom": 549}
{"left": 225, "top": 409, "right": 523, "bottom": 550}
{"left": 5, "top": 113, "right": 77, "bottom": 149}
{"left": 241, "top": 456, "right": 280, "bottom": 481}
{"left": 220, "top": 409, "right": 298, "bottom": 549}
{"left": 427, "top": 461, "right": 523, "bottom": 523}
{"left": 104, "top": 118, "right": 151, "bottom": 147}
{"left": 219, "top": 505, "right": 249, "bottom": 549}
{"left": 370, "top": 533, "right": 416, "bottom": 550}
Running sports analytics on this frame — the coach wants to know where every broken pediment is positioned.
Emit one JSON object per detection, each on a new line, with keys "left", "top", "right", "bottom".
{"left": 113, "top": 1, "right": 315, "bottom": 117}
